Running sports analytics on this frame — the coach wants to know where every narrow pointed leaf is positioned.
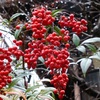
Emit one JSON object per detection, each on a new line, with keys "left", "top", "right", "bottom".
{"left": 73, "top": 34, "right": 80, "bottom": 46}
{"left": 39, "top": 87, "right": 55, "bottom": 95}
{"left": 54, "top": 26, "right": 61, "bottom": 35}
{"left": 13, "top": 85, "right": 26, "bottom": 92}
{"left": 8, "top": 78, "right": 22, "bottom": 88}
{"left": 38, "top": 95, "right": 55, "bottom": 100}
{"left": 85, "top": 44, "right": 96, "bottom": 52}
{"left": 13, "top": 95, "right": 19, "bottom": 100}
{"left": 82, "top": 37, "right": 100, "bottom": 44}
{"left": 51, "top": 9, "right": 64, "bottom": 17}
{"left": 80, "top": 58, "right": 92, "bottom": 77}
{"left": 4, "top": 88, "right": 26, "bottom": 100}
{"left": 25, "top": 85, "right": 43, "bottom": 93}
{"left": 10, "top": 13, "right": 25, "bottom": 22}
{"left": 15, "top": 24, "right": 24, "bottom": 40}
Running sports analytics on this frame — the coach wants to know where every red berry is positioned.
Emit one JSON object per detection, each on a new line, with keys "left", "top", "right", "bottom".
{"left": 16, "top": 25, "right": 20, "bottom": 29}
{"left": 0, "top": 32, "right": 2, "bottom": 36}
{"left": 69, "top": 14, "right": 74, "bottom": 20}
{"left": 60, "top": 90, "right": 65, "bottom": 94}
{"left": 26, "top": 26, "right": 30, "bottom": 30}
{"left": 65, "top": 43, "right": 70, "bottom": 48}
{"left": 54, "top": 89, "right": 58, "bottom": 94}
{"left": 59, "top": 94, "right": 64, "bottom": 99}
{"left": 13, "top": 39, "right": 17, "bottom": 43}
{"left": 61, "top": 29, "right": 65, "bottom": 34}
{"left": 62, "top": 16, "right": 65, "bottom": 20}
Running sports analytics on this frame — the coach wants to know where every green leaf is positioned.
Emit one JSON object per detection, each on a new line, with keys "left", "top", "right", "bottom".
{"left": 15, "top": 24, "right": 24, "bottom": 40}
{"left": 84, "top": 44, "right": 96, "bottom": 52}
{"left": 16, "top": 63, "right": 23, "bottom": 67}
{"left": 13, "top": 85, "right": 26, "bottom": 92}
{"left": 54, "top": 26, "right": 61, "bottom": 35}
{"left": 73, "top": 34, "right": 80, "bottom": 46}
{"left": 76, "top": 45, "right": 86, "bottom": 54}
{"left": 38, "top": 95, "right": 55, "bottom": 100}
{"left": 13, "top": 95, "right": 19, "bottom": 100}
{"left": 3, "top": 19, "right": 9, "bottom": 25}
{"left": 89, "top": 52, "right": 100, "bottom": 60}
{"left": 39, "top": 87, "right": 55, "bottom": 95}
{"left": 4, "top": 88, "right": 26, "bottom": 100}
{"left": 51, "top": 9, "right": 64, "bottom": 17}
{"left": 38, "top": 56, "right": 44, "bottom": 64}
{"left": 0, "top": 95, "right": 10, "bottom": 100}
{"left": 10, "top": 13, "right": 25, "bottom": 22}
{"left": 82, "top": 37, "right": 100, "bottom": 44}
{"left": 51, "top": 92, "right": 55, "bottom": 99}
{"left": 28, "top": 96, "right": 35, "bottom": 100}
{"left": 80, "top": 58, "right": 92, "bottom": 77}
{"left": 25, "top": 85, "right": 43, "bottom": 94}
{"left": 8, "top": 78, "right": 22, "bottom": 88}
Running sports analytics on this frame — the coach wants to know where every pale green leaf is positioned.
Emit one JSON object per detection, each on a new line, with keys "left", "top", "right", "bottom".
{"left": 38, "top": 56, "right": 44, "bottom": 64}
{"left": 8, "top": 78, "right": 22, "bottom": 88}
{"left": 13, "top": 85, "right": 26, "bottom": 92}
{"left": 25, "top": 85, "right": 43, "bottom": 94}
{"left": 73, "top": 34, "right": 80, "bottom": 46}
{"left": 39, "top": 87, "right": 55, "bottom": 95}
{"left": 13, "top": 95, "right": 19, "bottom": 100}
{"left": 89, "top": 52, "right": 100, "bottom": 60}
{"left": 76, "top": 45, "right": 86, "bottom": 54}
{"left": 82, "top": 37, "right": 100, "bottom": 44}
{"left": 15, "top": 24, "right": 24, "bottom": 40}
{"left": 80, "top": 58, "right": 92, "bottom": 77}
{"left": 38, "top": 95, "right": 55, "bottom": 100}
{"left": 10, "top": 13, "right": 25, "bottom": 22}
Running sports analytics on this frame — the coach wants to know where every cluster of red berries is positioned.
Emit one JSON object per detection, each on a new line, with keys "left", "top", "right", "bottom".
{"left": 51, "top": 73, "right": 69, "bottom": 99}
{"left": 22, "top": 8, "right": 70, "bottom": 100}
{"left": 0, "top": 48, "right": 12, "bottom": 90}
{"left": 43, "top": 47, "right": 69, "bottom": 74}
{"left": 24, "top": 40, "right": 44, "bottom": 69}
{"left": 46, "top": 32, "right": 61, "bottom": 46}
{"left": 14, "top": 7, "right": 88, "bottom": 100}
{"left": 24, "top": 7, "right": 55, "bottom": 39}
{"left": 8, "top": 40, "right": 24, "bottom": 60}
{"left": 58, "top": 14, "right": 87, "bottom": 35}
{"left": 13, "top": 40, "right": 23, "bottom": 46}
